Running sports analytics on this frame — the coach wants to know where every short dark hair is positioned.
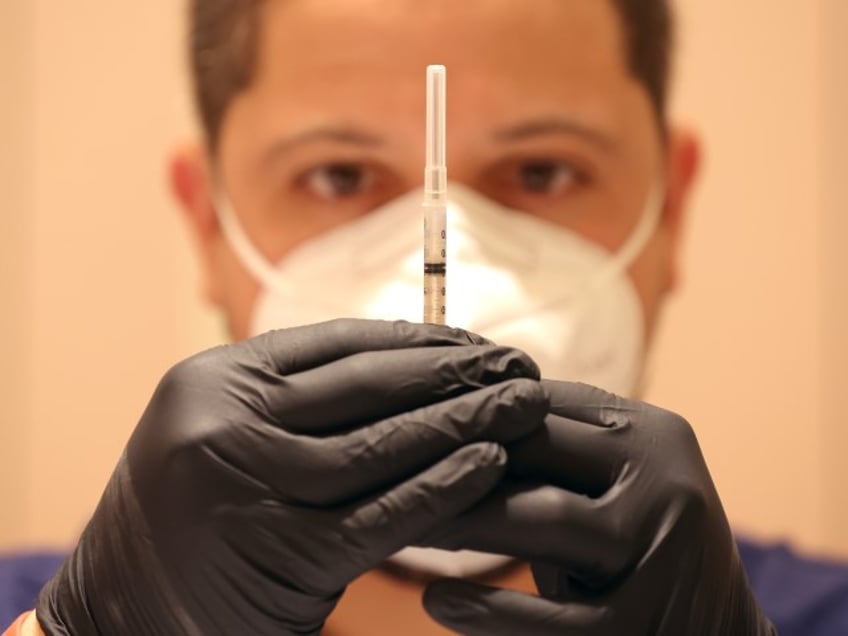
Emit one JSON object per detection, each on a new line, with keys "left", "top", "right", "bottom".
{"left": 611, "top": 0, "right": 674, "bottom": 125}
{"left": 189, "top": 0, "right": 675, "bottom": 151}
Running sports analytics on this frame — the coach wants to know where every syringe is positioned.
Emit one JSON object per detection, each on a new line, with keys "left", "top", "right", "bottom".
{"left": 423, "top": 65, "right": 447, "bottom": 325}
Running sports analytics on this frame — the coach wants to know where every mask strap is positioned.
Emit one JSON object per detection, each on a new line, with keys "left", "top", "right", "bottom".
{"left": 585, "top": 182, "right": 666, "bottom": 293}
{"left": 609, "top": 186, "right": 663, "bottom": 274}
{"left": 216, "top": 192, "right": 296, "bottom": 299}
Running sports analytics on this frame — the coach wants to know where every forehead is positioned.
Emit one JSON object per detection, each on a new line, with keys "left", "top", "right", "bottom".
{"left": 236, "top": 0, "right": 635, "bottom": 132}
{"left": 257, "top": 0, "right": 626, "bottom": 73}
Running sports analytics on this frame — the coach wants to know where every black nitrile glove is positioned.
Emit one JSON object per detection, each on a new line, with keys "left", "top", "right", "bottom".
{"left": 36, "top": 319, "right": 548, "bottom": 635}
{"left": 423, "top": 380, "right": 776, "bottom": 635}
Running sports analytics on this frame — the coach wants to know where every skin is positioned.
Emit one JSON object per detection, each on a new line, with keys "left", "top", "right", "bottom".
{"left": 166, "top": 0, "right": 700, "bottom": 634}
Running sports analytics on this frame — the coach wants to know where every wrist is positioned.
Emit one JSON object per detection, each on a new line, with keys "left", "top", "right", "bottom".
{"left": 22, "top": 613, "right": 43, "bottom": 636}
{"left": 2, "top": 613, "right": 41, "bottom": 636}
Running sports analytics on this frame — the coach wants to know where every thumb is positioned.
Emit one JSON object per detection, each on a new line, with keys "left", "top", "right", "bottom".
{"left": 423, "top": 578, "right": 603, "bottom": 636}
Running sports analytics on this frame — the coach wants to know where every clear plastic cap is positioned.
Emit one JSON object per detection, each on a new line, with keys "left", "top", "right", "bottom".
{"left": 425, "top": 65, "right": 447, "bottom": 201}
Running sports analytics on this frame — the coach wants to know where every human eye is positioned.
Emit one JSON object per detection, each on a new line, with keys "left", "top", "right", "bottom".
{"left": 515, "top": 159, "right": 578, "bottom": 196}
{"left": 479, "top": 156, "right": 588, "bottom": 212}
{"left": 301, "top": 162, "right": 375, "bottom": 200}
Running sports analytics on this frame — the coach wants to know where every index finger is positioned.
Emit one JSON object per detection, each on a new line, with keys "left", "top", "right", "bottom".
{"left": 507, "top": 413, "right": 623, "bottom": 497}
{"left": 541, "top": 380, "right": 641, "bottom": 428}
{"left": 243, "top": 318, "right": 492, "bottom": 375}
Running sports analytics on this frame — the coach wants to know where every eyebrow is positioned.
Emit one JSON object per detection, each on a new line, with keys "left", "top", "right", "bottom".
{"left": 262, "top": 126, "right": 386, "bottom": 164}
{"left": 493, "top": 116, "right": 617, "bottom": 151}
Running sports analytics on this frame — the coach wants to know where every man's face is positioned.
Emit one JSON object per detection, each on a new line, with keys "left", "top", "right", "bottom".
{"left": 173, "top": 0, "right": 698, "bottom": 342}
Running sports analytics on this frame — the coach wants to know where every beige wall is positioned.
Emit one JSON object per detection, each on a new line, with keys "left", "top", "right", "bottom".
{"left": 0, "top": 2, "right": 845, "bottom": 556}
{"left": 18, "top": 2, "right": 223, "bottom": 546}
{"left": 0, "top": 1, "right": 35, "bottom": 547}
{"left": 821, "top": 0, "right": 848, "bottom": 553}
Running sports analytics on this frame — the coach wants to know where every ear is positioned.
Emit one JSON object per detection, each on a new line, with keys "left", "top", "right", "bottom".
{"left": 167, "top": 142, "right": 223, "bottom": 306}
{"left": 660, "top": 126, "right": 702, "bottom": 292}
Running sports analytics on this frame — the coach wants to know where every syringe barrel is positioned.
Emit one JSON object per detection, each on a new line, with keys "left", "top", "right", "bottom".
{"left": 423, "top": 202, "right": 447, "bottom": 325}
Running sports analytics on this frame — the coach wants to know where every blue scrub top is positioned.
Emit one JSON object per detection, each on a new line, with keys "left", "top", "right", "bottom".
{"left": 0, "top": 552, "right": 64, "bottom": 627}
{"left": 738, "top": 539, "right": 848, "bottom": 635}
{"left": 3, "top": 539, "right": 848, "bottom": 634}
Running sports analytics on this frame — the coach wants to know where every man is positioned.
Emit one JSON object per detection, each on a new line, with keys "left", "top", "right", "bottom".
{"left": 4, "top": 0, "right": 848, "bottom": 634}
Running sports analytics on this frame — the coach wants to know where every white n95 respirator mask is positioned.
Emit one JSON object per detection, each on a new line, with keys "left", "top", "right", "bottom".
{"left": 218, "top": 183, "right": 660, "bottom": 396}
{"left": 216, "top": 182, "right": 662, "bottom": 578}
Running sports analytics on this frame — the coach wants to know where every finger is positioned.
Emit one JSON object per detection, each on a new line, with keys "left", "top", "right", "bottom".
{"left": 267, "top": 344, "right": 540, "bottom": 434}
{"left": 274, "top": 378, "right": 547, "bottom": 506}
{"left": 507, "top": 412, "right": 625, "bottom": 497}
{"left": 422, "top": 482, "right": 633, "bottom": 589}
{"left": 340, "top": 443, "right": 509, "bottom": 576}
{"left": 239, "top": 444, "right": 508, "bottom": 597}
{"left": 244, "top": 318, "right": 492, "bottom": 375}
{"left": 423, "top": 579, "right": 607, "bottom": 636}
{"left": 542, "top": 379, "right": 641, "bottom": 427}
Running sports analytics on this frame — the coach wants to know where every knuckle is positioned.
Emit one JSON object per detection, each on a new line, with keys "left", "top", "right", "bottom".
{"left": 454, "top": 326, "right": 489, "bottom": 345}
{"left": 160, "top": 348, "right": 220, "bottom": 388}
{"left": 500, "top": 347, "right": 540, "bottom": 380}
{"left": 326, "top": 316, "right": 362, "bottom": 338}
{"left": 655, "top": 406, "right": 691, "bottom": 433}
{"left": 666, "top": 413, "right": 700, "bottom": 451}
{"left": 673, "top": 474, "right": 711, "bottom": 518}
{"left": 535, "top": 484, "right": 573, "bottom": 511}
{"left": 476, "top": 345, "right": 539, "bottom": 382}
{"left": 304, "top": 317, "right": 366, "bottom": 346}
{"left": 507, "top": 375, "right": 546, "bottom": 397}
{"left": 600, "top": 517, "right": 638, "bottom": 573}
{"left": 648, "top": 405, "right": 699, "bottom": 448}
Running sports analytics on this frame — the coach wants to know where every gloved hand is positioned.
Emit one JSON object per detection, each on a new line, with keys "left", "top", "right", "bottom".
{"left": 423, "top": 380, "right": 776, "bottom": 635}
{"left": 36, "top": 319, "right": 548, "bottom": 635}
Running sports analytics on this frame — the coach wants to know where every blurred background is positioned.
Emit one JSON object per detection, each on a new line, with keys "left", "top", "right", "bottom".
{"left": 1, "top": 1, "right": 846, "bottom": 557}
